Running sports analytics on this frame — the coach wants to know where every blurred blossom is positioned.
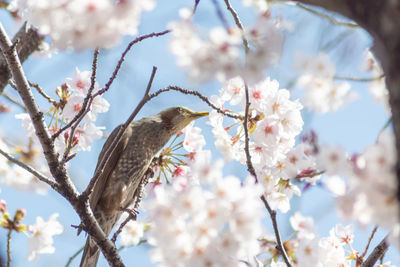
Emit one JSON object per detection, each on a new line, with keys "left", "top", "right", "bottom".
{"left": 169, "top": 9, "right": 283, "bottom": 84}
{"left": 361, "top": 50, "right": 390, "bottom": 114}
{"left": 293, "top": 52, "right": 358, "bottom": 113}
{"left": 1, "top": 164, "right": 49, "bottom": 195}
{"left": 289, "top": 212, "right": 316, "bottom": 240}
{"left": 317, "top": 131, "right": 399, "bottom": 240}
{"left": 9, "top": 0, "right": 156, "bottom": 50}
{"left": 119, "top": 220, "right": 145, "bottom": 247}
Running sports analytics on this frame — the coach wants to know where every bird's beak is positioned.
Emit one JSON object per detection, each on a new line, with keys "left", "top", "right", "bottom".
{"left": 190, "top": 111, "right": 209, "bottom": 119}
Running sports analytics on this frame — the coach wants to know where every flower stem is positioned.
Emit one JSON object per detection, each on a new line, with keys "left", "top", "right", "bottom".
{"left": 6, "top": 229, "right": 12, "bottom": 267}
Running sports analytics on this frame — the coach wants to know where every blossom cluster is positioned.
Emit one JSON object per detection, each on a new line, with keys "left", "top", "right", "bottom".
{"left": 209, "top": 76, "right": 317, "bottom": 213}
{"left": 169, "top": 8, "right": 283, "bottom": 84}
{"left": 145, "top": 154, "right": 264, "bottom": 267}
{"left": 16, "top": 67, "right": 109, "bottom": 158}
{"left": 9, "top": 0, "right": 155, "bottom": 50}
{"left": 316, "top": 131, "right": 399, "bottom": 247}
{"left": 290, "top": 213, "right": 355, "bottom": 267}
{"left": 293, "top": 52, "right": 358, "bottom": 113}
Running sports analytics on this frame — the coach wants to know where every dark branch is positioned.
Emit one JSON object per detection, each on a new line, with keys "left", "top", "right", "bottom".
{"left": 0, "top": 22, "right": 44, "bottom": 94}
{"left": 361, "top": 236, "right": 388, "bottom": 267}
{"left": 96, "top": 30, "right": 170, "bottom": 98}
{"left": 150, "top": 85, "right": 242, "bottom": 120}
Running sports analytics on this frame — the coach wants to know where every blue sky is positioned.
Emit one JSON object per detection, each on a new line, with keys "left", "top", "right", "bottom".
{"left": 0, "top": 0, "right": 397, "bottom": 266}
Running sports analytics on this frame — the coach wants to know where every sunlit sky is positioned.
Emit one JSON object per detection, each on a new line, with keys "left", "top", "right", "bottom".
{"left": 0, "top": 0, "right": 397, "bottom": 266}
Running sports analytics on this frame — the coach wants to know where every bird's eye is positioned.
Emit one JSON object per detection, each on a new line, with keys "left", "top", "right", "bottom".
{"left": 176, "top": 107, "right": 183, "bottom": 113}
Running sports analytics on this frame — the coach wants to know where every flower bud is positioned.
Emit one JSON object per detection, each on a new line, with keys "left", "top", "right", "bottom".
{"left": 14, "top": 208, "right": 26, "bottom": 224}
{"left": 0, "top": 218, "right": 9, "bottom": 229}
{"left": 0, "top": 200, "right": 6, "bottom": 213}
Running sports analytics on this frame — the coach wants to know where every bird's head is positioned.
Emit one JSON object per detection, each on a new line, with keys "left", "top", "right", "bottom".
{"left": 158, "top": 106, "right": 209, "bottom": 135}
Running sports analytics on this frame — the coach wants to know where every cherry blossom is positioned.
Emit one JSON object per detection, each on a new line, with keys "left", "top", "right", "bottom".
{"left": 145, "top": 156, "right": 264, "bottom": 267}
{"left": 169, "top": 9, "right": 283, "bottom": 84}
{"left": 9, "top": 0, "right": 156, "bottom": 50}
{"left": 26, "top": 213, "right": 63, "bottom": 262}
{"left": 182, "top": 121, "right": 206, "bottom": 153}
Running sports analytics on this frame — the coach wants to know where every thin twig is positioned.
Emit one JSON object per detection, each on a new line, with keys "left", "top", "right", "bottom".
{"left": 96, "top": 30, "right": 170, "bottom": 98}
{"left": 223, "top": 0, "right": 249, "bottom": 53}
{"left": 210, "top": 0, "right": 230, "bottom": 31}
{"left": 65, "top": 246, "right": 84, "bottom": 267}
{"left": 361, "top": 236, "right": 389, "bottom": 267}
{"left": 193, "top": 0, "right": 201, "bottom": 15}
{"left": 61, "top": 49, "right": 99, "bottom": 164}
{"left": 111, "top": 209, "right": 137, "bottom": 243}
{"left": 80, "top": 66, "right": 158, "bottom": 200}
{"left": 6, "top": 229, "right": 11, "bottom": 267}
{"left": 28, "top": 81, "right": 57, "bottom": 106}
{"left": 333, "top": 74, "right": 384, "bottom": 82}
{"left": 149, "top": 85, "right": 242, "bottom": 120}
{"left": 0, "top": 146, "right": 58, "bottom": 190}
{"left": 295, "top": 3, "right": 359, "bottom": 28}
{"left": 357, "top": 226, "right": 378, "bottom": 266}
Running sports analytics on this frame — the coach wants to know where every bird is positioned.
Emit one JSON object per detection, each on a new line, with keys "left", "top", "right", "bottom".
{"left": 79, "top": 106, "right": 209, "bottom": 267}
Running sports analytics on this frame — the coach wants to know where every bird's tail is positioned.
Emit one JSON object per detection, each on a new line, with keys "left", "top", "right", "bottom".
{"left": 80, "top": 236, "right": 100, "bottom": 267}
{"left": 79, "top": 212, "right": 119, "bottom": 267}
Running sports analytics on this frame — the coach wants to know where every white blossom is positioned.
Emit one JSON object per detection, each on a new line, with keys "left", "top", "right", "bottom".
{"left": 27, "top": 213, "right": 63, "bottom": 262}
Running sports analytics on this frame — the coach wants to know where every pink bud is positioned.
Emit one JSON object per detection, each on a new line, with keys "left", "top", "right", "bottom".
{"left": 0, "top": 200, "right": 6, "bottom": 213}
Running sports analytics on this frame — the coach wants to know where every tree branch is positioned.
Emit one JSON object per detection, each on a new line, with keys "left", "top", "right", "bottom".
{"left": 149, "top": 85, "right": 242, "bottom": 120}
{"left": 0, "top": 147, "right": 58, "bottom": 190}
{"left": 0, "top": 23, "right": 124, "bottom": 267}
{"left": 361, "top": 236, "right": 388, "bottom": 267}
{"left": 96, "top": 30, "right": 170, "bottom": 97}
{"left": 0, "top": 22, "right": 44, "bottom": 94}
{"left": 29, "top": 81, "right": 57, "bottom": 106}
{"left": 223, "top": 0, "right": 249, "bottom": 53}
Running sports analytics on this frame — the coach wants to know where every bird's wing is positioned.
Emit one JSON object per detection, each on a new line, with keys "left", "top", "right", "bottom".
{"left": 89, "top": 124, "right": 132, "bottom": 212}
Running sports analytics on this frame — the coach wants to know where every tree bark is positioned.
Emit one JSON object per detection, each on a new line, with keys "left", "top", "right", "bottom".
{"left": 0, "top": 22, "right": 43, "bottom": 94}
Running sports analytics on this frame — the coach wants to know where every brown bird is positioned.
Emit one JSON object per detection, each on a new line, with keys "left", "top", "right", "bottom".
{"left": 79, "top": 106, "right": 209, "bottom": 267}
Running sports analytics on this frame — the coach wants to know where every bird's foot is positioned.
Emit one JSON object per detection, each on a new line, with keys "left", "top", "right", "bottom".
{"left": 119, "top": 207, "right": 138, "bottom": 219}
